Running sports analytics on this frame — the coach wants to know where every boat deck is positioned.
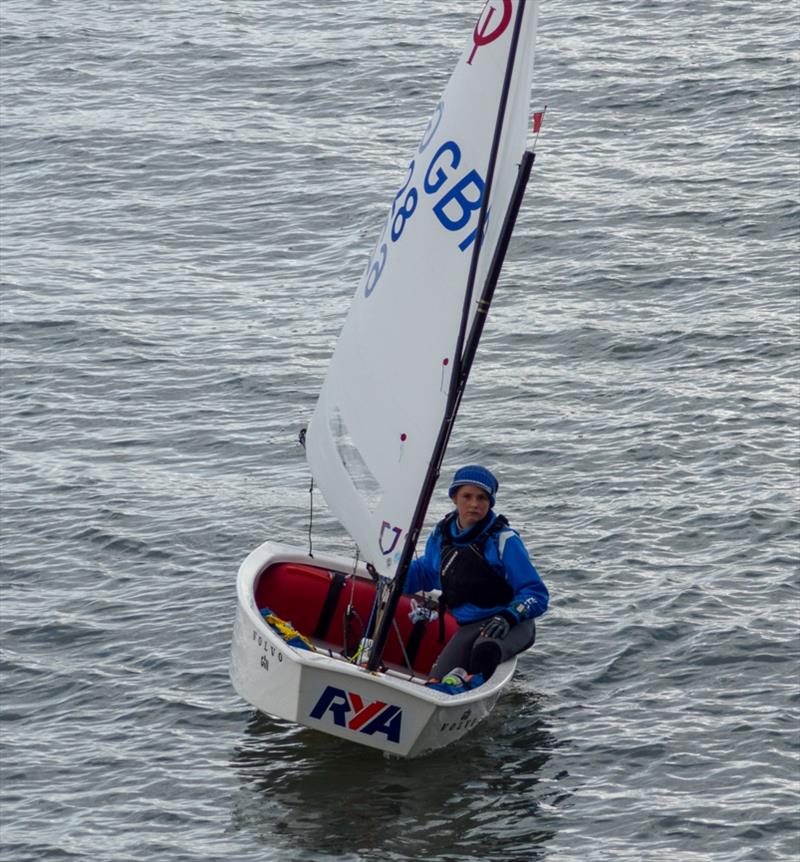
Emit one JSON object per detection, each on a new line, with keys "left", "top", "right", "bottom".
{"left": 253, "top": 560, "right": 458, "bottom": 678}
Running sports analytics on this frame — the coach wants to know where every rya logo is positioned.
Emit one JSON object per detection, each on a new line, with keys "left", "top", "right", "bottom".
{"left": 309, "top": 686, "right": 402, "bottom": 743}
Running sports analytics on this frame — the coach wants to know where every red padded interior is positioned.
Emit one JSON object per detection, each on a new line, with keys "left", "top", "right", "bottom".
{"left": 253, "top": 561, "right": 458, "bottom": 676}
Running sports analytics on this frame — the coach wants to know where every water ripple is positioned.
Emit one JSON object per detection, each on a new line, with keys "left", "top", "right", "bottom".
{"left": 2, "top": 1, "right": 798, "bottom": 861}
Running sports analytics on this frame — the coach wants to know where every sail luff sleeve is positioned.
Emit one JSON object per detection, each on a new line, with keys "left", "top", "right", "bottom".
{"left": 448, "top": 0, "right": 529, "bottom": 410}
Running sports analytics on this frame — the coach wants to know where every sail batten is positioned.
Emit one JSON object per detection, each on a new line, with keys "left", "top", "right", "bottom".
{"left": 306, "top": 0, "right": 540, "bottom": 575}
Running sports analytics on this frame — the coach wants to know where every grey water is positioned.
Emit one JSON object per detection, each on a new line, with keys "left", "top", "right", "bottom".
{"left": 1, "top": 1, "right": 798, "bottom": 860}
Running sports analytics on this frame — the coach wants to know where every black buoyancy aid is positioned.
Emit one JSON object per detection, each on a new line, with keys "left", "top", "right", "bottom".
{"left": 438, "top": 513, "right": 514, "bottom": 610}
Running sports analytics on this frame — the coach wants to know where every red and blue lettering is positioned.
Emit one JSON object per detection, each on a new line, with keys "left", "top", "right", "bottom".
{"left": 309, "top": 686, "right": 403, "bottom": 743}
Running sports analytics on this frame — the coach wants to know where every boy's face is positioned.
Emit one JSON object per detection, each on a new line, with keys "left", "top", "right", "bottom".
{"left": 452, "top": 484, "right": 491, "bottom": 528}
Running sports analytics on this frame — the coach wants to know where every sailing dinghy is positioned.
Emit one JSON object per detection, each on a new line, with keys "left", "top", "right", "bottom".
{"left": 231, "top": 0, "right": 543, "bottom": 757}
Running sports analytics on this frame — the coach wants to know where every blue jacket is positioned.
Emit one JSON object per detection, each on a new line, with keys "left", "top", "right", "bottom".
{"left": 404, "top": 511, "right": 549, "bottom": 625}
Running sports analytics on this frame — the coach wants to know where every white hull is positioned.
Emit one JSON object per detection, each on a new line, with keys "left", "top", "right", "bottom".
{"left": 230, "top": 541, "right": 516, "bottom": 757}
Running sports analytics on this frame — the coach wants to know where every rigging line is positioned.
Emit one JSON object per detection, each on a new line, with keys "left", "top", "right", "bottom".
{"left": 307, "top": 476, "right": 314, "bottom": 558}
{"left": 351, "top": 572, "right": 392, "bottom": 665}
{"left": 349, "top": 546, "right": 360, "bottom": 602}
{"left": 342, "top": 604, "right": 364, "bottom": 659}
{"left": 456, "top": 149, "right": 535, "bottom": 400}
{"left": 391, "top": 617, "right": 415, "bottom": 676}
{"left": 299, "top": 427, "right": 314, "bottom": 558}
{"left": 345, "top": 547, "right": 360, "bottom": 636}
{"left": 367, "top": 2, "right": 530, "bottom": 672}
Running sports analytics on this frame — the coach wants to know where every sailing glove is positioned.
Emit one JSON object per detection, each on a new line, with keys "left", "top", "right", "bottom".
{"left": 482, "top": 615, "right": 511, "bottom": 640}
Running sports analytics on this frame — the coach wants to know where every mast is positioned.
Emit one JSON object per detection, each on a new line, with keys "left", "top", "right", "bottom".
{"left": 366, "top": 2, "right": 533, "bottom": 672}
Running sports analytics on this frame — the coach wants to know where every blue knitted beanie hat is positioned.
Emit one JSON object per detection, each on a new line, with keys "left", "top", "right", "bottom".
{"left": 448, "top": 465, "right": 498, "bottom": 508}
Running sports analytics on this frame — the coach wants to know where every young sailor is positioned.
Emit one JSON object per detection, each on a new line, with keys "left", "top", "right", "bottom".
{"left": 404, "top": 465, "right": 549, "bottom": 683}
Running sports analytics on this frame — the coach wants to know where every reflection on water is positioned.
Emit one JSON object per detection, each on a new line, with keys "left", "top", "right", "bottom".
{"left": 228, "top": 681, "right": 564, "bottom": 861}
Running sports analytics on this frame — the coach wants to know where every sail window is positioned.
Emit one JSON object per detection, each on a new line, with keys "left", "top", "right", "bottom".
{"left": 329, "top": 407, "right": 382, "bottom": 512}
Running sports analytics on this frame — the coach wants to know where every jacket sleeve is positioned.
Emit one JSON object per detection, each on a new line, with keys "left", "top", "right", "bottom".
{"left": 403, "top": 531, "right": 441, "bottom": 595}
{"left": 498, "top": 533, "right": 549, "bottom": 622}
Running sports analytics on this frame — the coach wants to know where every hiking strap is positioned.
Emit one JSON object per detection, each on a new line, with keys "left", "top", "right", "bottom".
{"left": 404, "top": 618, "right": 428, "bottom": 667}
{"left": 312, "top": 571, "right": 347, "bottom": 639}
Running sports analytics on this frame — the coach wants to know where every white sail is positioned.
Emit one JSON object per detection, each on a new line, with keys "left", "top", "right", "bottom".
{"left": 306, "top": 0, "right": 539, "bottom": 575}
